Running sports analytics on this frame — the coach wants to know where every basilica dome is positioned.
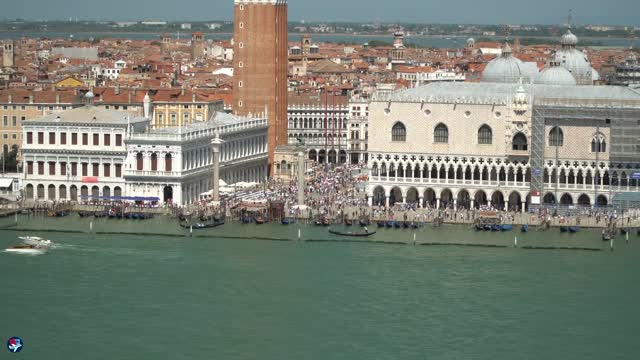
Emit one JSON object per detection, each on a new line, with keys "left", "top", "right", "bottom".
{"left": 482, "top": 43, "right": 537, "bottom": 83}
{"left": 556, "top": 29, "right": 596, "bottom": 85}
{"left": 535, "top": 55, "right": 577, "bottom": 86}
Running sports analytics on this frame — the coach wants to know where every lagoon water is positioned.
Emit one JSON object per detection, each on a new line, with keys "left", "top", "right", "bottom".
{"left": 1, "top": 215, "right": 639, "bottom": 359}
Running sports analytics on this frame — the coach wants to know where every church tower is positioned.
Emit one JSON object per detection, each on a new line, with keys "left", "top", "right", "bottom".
{"left": 232, "top": 0, "right": 288, "bottom": 173}
{"left": 3, "top": 41, "right": 14, "bottom": 68}
{"left": 191, "top": 32, "right": 205, "bottom": 61}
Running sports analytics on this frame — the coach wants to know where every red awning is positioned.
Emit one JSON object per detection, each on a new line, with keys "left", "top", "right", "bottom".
{"left": 81, "top": 177, "right": 99, "bottom": 183}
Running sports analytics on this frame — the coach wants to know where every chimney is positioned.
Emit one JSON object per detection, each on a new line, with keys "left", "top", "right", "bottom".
{"left": 55, "top": 93, "right": 60, "bottom": 104}
{"left": 8, "top": 94, "right": 12, "bottom": 104}
{"left": 128, "top": 91, "right": 132, "bottom": 104}
{"left": 181, "top": 86, "right": 185, "bottom": 96}
{"left": 192, "top": 92, "right": 196, "bottom": 103}
{"left": 29, "top": 93, "right": 34, "bottom": 104}
{"left": 115, "top": 84, "right": 120, "bottom": 95}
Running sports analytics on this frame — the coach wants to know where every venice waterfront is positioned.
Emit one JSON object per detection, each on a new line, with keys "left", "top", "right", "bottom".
{"left": 1, "top": 215, "right": 639, "bottom": 359}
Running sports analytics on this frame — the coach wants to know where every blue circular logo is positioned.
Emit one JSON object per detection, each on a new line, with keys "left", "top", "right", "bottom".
{"left": 7, "top": 337, "right": 23, "bottom": 353}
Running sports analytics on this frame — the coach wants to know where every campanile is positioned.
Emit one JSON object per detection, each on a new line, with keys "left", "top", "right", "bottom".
{"left": 233, "top": 0, "right": 288, "bottom": 174}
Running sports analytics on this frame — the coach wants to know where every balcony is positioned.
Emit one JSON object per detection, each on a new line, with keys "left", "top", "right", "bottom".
{"left": 124, "top": 170, "right": 181, "bottom": 178}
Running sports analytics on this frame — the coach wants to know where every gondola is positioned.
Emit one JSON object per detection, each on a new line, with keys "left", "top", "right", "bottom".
{"left": 402, "top": 221, "right": 411, "bottom": 228}
{"left": 328, "top": 228, "right": 376, "bottom": 237}
{"left": 475, "top": 224, "right": 484, "bottom": 231}
{"left": 281, "top": 218, "right": 291, "bottom": 225}
{"left": 568, "top": 226, "right": 580, "bottom": 233}
{"left": 255, "top": 217, "right": 265, "bottom": 224}
{"left": 483, "top": 224, "right": 493, "bottom": 231}
{"left": 385, "top": 221, "right": 394, "bottom": 228}
{"left": 94, "top": 211, "right": 109, "bottom": 218}
{"left": 393, "top": 221, "right": 402, "bottom": 229}
{"left": 411, "top": 223, "right": 420, "bottom": 229}
{"left": 521, "top": 224, "right": 529, "bottom": 233}
{"left": 620, "top": 228, "right": 628, "bottom": 235}
{"left": 376, "top": 221, "right": 385, "bottom": 228}
{"left": 180, "top": 221, "right": 225, "bottom": 229}
{"left": 78, "top": 211, "right": 94, "bottom": 217}
{"left": 242, "top": 217, "right": 253, "bottom": 224}
{"left": 491, "top": 224, "right": 501, "bottom": 231}
{"left": 560, "top": 226, "right": 569, "bottom": 233}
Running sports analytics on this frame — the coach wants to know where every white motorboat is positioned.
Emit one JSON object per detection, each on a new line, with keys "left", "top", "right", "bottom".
{"left": 5, "top": 245, "right": 47, "bottom": 255}
{"left": 19, "top": 236, "right": 52, "bottom": 248}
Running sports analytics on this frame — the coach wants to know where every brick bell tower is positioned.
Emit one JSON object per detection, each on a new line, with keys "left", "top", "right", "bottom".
{"left": 232, "top": 0, "right": 288, "bottom": 175}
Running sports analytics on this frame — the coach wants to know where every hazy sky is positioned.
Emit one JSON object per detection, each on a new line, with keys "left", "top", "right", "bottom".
{"left": 5, "top": 0, "right": 640, "bottom": 25}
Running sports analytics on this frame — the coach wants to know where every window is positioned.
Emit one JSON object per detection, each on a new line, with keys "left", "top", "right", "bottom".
{"left": 238, "top": 81, "right": 243, "bottom": 88}
{"left": 103, "top": 164, "right": 110, "bottom": 177}
{"left": 26, "top": 132, "right": 33, "bottom": 144}
{"left": 92, "top": 163, "right": 99, "bottom": 177}
{"left": 12, "top": 116, "right": 16, "bottom": 126}
{"left": 49, "top": 162, "right": 55, "bottom": 175}
{"left": 71, "top": 162, "right": 77, "bottom": 176}
{"left": 239, "top": 42, "right": 244, "bottom": 49}
{"left": 478, "top": 125, "right": 492, "bottom": 144}
{"left": 49, "top": 132, "right": 55, "bottom": 144}
{"left": 512, "top": 132, "right": 528, "bottom": 151}
{"left": 591, "top": 134, "right": 607, "bottom": 153}
{"left": 549, "top": 127, "right": 564, "bottom": 147}
{"left": 239, "top": 22, "right": 244, "bottom": 29}
{"left": 170, "top": 113, "right": 177, "bottom": 126}
{"left": 37, "top": 132, "right": 44, "bottom": 144}
{"left": 2, "top": 134, "right": 7, "bottom": 140}
{"left": 104, "top": 134, "right": 110, "bottom": 146}
{"left": 434, "top": 123, "right": 449, "bottom": 144}
{"left": 158, "top": 113, "right": 164, "bottom": 124}
{"left": 391, "top": 122, "right": 406, "bottom": 142}
{"left": 60, "top": 162, "right": 67, "bottom": 176}
{"left": 82, "top": 133, "right": 88, "bottom": 145}
{"left": 72, "top": 133, "right": 78, "bottom": 145}
{"left": 93, "top": 134, "right": 99, "bottom": 146}
{"left": 37, "top": 162, "right": 44, "bottom": 175}
{"left": 115, "top": 164, "right": 122, "bottom": 177}
{"left": 27, "top": 161, "right": 33, "bottom": 175}
{"left": 151, "top": 153, "right": 158, "bottom": 171}
{"left": 136, "top": 153, "right": 143, "bottom": 171}
{"left": 165, "top": 154, "right": 172, "bottom": 172}
{"left": 239, "top": 61, "right": 243, "bottom": 68}
{"left": 60, "top": 133, "right": 67, "bottom": 145}
{"left": 2, "top": 116, "right": 7, "bottom": 126}
{"left": 82, "top": 163, "right": 88, "bottom": 177}
{"left": 12, "top": 134, "right": 16, "bottom": 139}
{"left": 21, "top": 105, "right": 25, "bottom": 111}
{"left": 116, "top": 134, "right": 122, "bottom": 146}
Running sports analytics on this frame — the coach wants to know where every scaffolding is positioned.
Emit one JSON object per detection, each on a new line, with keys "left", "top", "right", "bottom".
{"left": 530, "top": 104, "right": 640, "bottom": 209}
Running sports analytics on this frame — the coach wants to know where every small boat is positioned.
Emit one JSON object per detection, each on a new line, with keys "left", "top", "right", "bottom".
{"left": 385, "top": 221, "right": 394, "bottom": 228}
{"left": 393, "top": 221, "right": 401, "bottom": 229}
{"left": 491, "top": 224, "right": 500, "bottom": 231}
{"left": 19, "top": 236, "right": 52, "bottom": 248}
{"left": 78, "top": 211, "right": 93, "bottom": 217}
{"left": 402, "top": 221, "right": 411, "bottom": 228}
{"left": 242, "top": 217, "right": 253, "bottom": 224}
{"left": 5, "top": 245, "right": 47, "bottom": 255}
{"left": 602, "top": 232, "right": 612, "bottom": 241}
{"left": 344, "top": 219, "right": 353, "bottom": 226}
{"left": 500, "top": 224, "right": 513, "bottom": 232}
{"left": 411, "top": 223, "right": 419, "bottom": 229}
{"left": 521, "top": 225, "right": 529, "bottom": 233}
{"left": 475, "top": 224, "right": 484, "bottom": 231}
{"left": 560, "top": 226, "right": 568, "bottom": 233}
{"left": 483, "top": 225, "right": 492, "bottom": 231}
{"left": 620, "top": 228, "right": 628, "bottom": 235}
{"left": 328, "top": 229, "right": 376, "bottom": 237}
{"left": 281, "top": 218, "right": 291, "bottom": 225}
{"left": 568, "top": 226, "right": 580, "bottom": 233}
{"left": 94, "top": 211, "right": 109, "bottom": 218}
{"left": 255, "top": 217, "right": 265, "bottom": 224}
{"left": 180, "top": 221, "right": 224, "bottom": 229}
{"left": 376, "top": 221, "right": 385, "bottom": 228}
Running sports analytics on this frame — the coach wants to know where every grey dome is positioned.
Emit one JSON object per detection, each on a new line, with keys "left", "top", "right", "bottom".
{"left": 84, "top": 91, "right": 94, "bottom": 99}
{"left": 482, "top": 43, "right": 536, "bottom": 84}
{"left": 467, "top": 38, "right": 475, "bottom": 46}
{"left": 536, "top": 65, "right": 576, "bottom": 86}
{"left": 556, "top": 29, "right": 596, "bottom": 85}
{"left": 560, "top": 30, "right": 578, "bottom": 46}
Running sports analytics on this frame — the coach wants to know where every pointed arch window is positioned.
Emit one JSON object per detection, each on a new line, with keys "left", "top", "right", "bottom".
{"left": 391, "top": 122, "right": 406, "bottom": 142}
{"left": 434, "top": 123, "right": 449, "bottom": 143}
{"left": 477, "top": 125, "right": 492, "bottom": 144}
{"left": 512, "top": 132, "right": 528, "bottom": 151}
{"left": 591, "top": 133, "right": 606, "bottom": 153}
{"left": 549, "top": 126, "right": 564, "bottom": 147}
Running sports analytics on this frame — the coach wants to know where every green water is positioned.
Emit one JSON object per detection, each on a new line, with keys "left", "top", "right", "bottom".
{"left": 1, "top": 215, "right": 639, "bottom": 359}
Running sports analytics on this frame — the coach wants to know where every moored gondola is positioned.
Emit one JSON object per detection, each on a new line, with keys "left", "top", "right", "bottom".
{"left": 521, "top": 224, "right": 529, "bottom": 233}
{"left": 500, "top": 224, "right": 513, "bottom": 231}
{"left": 377, "top": 221, "right": 385, "bottom": 228}
{"left": 568, "top": 226, "right": 580, "bottom": 233}
{"left": 328, "top": 228, "right": 376, "bottom": 237}
{"left": 560, "top": 226, "right": 568, "bottom": 233}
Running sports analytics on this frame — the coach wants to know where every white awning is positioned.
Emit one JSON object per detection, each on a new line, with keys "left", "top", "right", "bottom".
{"left": 0, "top": 178, "right": 13, "bottom": 188}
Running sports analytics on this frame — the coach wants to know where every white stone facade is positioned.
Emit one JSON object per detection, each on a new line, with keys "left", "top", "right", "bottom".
{"left": 366, "top": 82, "right": 640, "bottom": 210}
{"left": 124, "top": 113, "right": 269, "bottom": 205}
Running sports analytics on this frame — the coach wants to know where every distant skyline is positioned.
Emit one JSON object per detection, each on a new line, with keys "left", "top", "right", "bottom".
{"left": 3, "top": 0, "right": 640, "bottom": 26}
